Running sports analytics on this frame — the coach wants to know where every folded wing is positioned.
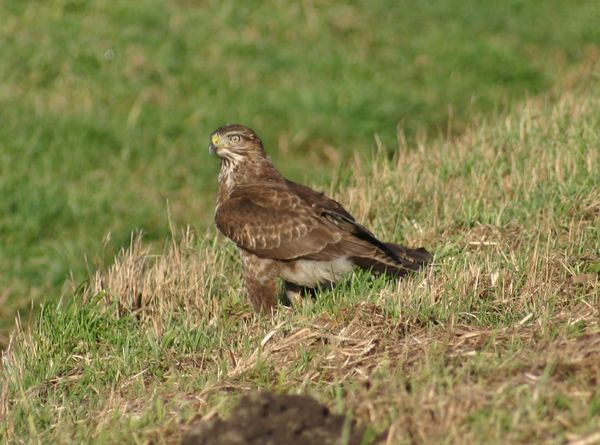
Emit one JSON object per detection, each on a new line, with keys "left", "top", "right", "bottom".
{"left": 216, "top": 183, "right": 431, "bottom": 273}
{"left": 215, "top": 184, "right": 344, "bottom": 260}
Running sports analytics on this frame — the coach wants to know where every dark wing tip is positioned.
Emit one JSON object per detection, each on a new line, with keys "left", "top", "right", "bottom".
{"left": 386, "top": 243, "right": 433, "bottom": 266}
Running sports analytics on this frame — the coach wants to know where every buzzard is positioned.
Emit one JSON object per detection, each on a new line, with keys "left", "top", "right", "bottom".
{"left": 209, "top": 124, "right": 432, "bottom": 312}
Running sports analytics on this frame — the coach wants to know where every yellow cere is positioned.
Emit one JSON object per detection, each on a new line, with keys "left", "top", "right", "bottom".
{"left": 211, "top": 134, "right": 220, "bottom": 145}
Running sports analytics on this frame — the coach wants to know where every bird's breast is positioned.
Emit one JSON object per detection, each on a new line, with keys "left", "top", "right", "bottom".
{"left": 280, "top": 257, "right": 354, "bottom": 287}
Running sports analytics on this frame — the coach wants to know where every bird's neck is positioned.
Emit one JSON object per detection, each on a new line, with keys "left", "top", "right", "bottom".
{"left": 217, "top": 156, "right": 283, "bottom": 201}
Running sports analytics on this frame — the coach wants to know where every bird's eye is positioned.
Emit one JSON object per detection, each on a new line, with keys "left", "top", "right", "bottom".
{"left": 229, "top": 134, "right": 241, "bottom": 143}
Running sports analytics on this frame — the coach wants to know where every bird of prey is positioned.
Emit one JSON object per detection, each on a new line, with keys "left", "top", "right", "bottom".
{"left": 209, "top": 124, "right": 432, "bottom": 312}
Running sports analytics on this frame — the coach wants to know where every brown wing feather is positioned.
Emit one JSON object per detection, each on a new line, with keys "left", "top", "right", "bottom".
{"left": 284, "top": 179, "right": 355, "bottom": 221}
{"left": 216, "top": 182, "right": 427, "bottom": 270}
{"left": 215, "top": 185, "right": 343, "bottom": 260}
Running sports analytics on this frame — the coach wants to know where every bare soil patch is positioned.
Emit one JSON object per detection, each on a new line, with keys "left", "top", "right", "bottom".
{"left": 182, "top": 392, "right": 383, "bottom": 445}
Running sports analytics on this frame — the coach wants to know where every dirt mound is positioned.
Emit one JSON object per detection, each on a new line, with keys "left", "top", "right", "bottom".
{"left": 182, "top": 392, "right": 384, "bottom": 445}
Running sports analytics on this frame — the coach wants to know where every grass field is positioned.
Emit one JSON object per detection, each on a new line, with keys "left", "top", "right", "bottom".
{"left": 2, "top": 78, "right": 599, "bottom": 442}
{"left": 1, "top": 0, "right": 600, "bottom": 443}
{"left": 1, "top": 0, "right": 600, "bottom": 338}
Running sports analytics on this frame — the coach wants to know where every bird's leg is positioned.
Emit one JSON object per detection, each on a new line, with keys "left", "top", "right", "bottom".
{"left": 283, "top": 281, "right": 321, "bottom": 306}
{"left": 244, "top": 273, "right": 278, "bottom": 313}
{"left": 240, "top": 252, "right": 279, "bottom": 313}
{"left": 283, "top": 282, "right": 310, "bottom": 306}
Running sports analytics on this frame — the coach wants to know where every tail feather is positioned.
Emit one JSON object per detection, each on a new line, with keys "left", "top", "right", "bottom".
{"left": 351, "top": 242, "right": 432, "bottom": 277}
{"left": 320, "top": 209, "right": 432, "bottom": 278}
{"left": 386, "top": 243, "right": 433, "bottom": 266}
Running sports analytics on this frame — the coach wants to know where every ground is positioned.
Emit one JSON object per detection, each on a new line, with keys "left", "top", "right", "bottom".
{"left": 1, "top": 0, "right": 600, "bottom": 339}
{"left": 181, "top": 392, "right": 382, "bottom": 445}
{"left": 1, "top": 81, "right": 598, "bottom": 443}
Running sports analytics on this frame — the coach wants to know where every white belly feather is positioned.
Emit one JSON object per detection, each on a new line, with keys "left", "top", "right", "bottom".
{"left": 280, "top": 257, "right": 355, "bottom": 287}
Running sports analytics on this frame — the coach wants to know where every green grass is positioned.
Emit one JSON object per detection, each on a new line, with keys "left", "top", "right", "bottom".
{"left": 1, "top": 79, "right": 599, "bottom": 443}
{"left": 1, "top": 0, "right": 600, "bottom": 337}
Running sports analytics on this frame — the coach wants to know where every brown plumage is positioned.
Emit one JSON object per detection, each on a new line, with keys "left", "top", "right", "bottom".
{"left": 209, "top": 124, "right": 432, "bottom": 312}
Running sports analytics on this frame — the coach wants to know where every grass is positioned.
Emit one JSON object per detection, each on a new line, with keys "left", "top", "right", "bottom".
{"left": 1, "top": 78, "right": 599, "bottom": 443}
{"left": 2, "top": 0, "right": 600, "bottom": 337}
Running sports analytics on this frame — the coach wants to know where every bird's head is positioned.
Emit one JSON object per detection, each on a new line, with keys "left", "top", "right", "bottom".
{"left": 208, "top": 124, "right": 265, "bottom": 162}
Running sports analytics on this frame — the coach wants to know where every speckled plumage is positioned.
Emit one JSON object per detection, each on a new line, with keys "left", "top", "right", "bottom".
{"left": 209, "top": 124, "right": 432, "bottom": 312}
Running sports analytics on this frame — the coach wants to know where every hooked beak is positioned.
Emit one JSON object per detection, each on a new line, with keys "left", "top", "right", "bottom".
{"left": 208, "top": 134, "right": 220, "bottom": 155}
